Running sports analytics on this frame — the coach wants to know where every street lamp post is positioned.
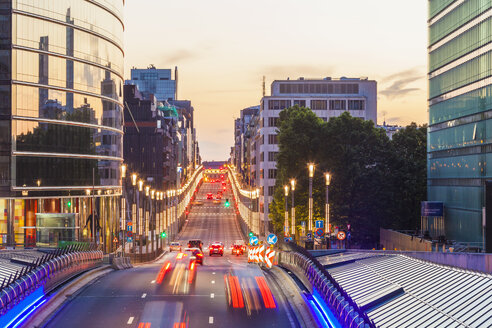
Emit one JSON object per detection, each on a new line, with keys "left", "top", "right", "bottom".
{"left": 145, "top": 186, "right": 150, "bottom": 256}
{"left": 121, "top": 165, "right": 127, "bottom": 256}
{"left": 290, "top": 179, "right": 296, "bottom": 237}
{"left": 284, "top": 185, "right": 289, "bottom": 237}
{"left": 308, "top": 164, "right": 315, "bottom": 233}
{"left": 131, "top": 174, "right": 137, "bottom": 254}
{"left": 151, "top": 189, "right": 155, "bottom": 255}
{"left": 325, "top": 173, "right": 331, "bottom": 249}
{"left": 138, "top": 180, "right": 143, "bottom": 260}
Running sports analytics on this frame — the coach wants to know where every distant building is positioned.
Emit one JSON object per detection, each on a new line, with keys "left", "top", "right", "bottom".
{"left": 257, "top": 77, "right": 377, "bottom": 234}
{"left": 428, "top": 1, "right": 492, "bottom": 247}
{"left": 378, "top": 122, "right": 403, "bottom": 140}
{"left": 126, "top": 65, "right": 177, "bottom": 102}
{"left": 232, "top": 106, "right": 260, "bottom": 180}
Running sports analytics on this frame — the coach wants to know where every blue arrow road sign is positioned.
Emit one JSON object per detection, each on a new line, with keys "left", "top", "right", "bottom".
{"left": 127, "top": 237, "right": 133, "bottom": 243}
{"left": 267, "top": 233, "right": 278, "bottom": 245}
{"left": 306, "top": 233, "right": 312, "bottom": 240}
{"left": 315, "top": 220, "right": 324, "bottom": 229}
{"left": 284, "top": 237, "right": 293, "bottom": 242}
{"left": 249, "top": 236, "right": 259, "bottom": 245}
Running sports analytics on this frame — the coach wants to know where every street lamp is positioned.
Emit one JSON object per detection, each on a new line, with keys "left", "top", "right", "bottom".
{"left": 121, "top": 164, "right": 127, "bottom": 179}
{"left": 325, "top": 173, "right": 331, "bottom": 249}
{"left": 131, "top": 173, "right": 137, "bottom": 186}
{"left": 284, "top": 185, "right": 289, "bottom": 237}
{"left": 308, "top": 163, "right": 315, "bottom": 233}
{"left": 290, "top": 179, "right": 296, "bottom": 236}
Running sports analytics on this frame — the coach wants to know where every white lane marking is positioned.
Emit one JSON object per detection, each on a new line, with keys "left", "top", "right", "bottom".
{"left": 209, "top": 316, "right": 214, "bottom": 324}
{"left": 141, "top": 293, "right": 147, "bottom": 298}
{"left": 211, "top": 280, "right": 215, "bottom": 284}
{"left": 151, "top": 280, "right": 155, "bottom": 284}
{"left": 127, "top": 317, "right": 134, "bottom": 324}
{"left": 210, "top": 293, "right": 215, "bottom": 298}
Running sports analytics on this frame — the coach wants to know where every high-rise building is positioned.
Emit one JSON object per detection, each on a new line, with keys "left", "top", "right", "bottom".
{"left": 126, "top": 66, "right": 177, "bottom": 102}
{"left": 257, "top": 77, "right": 377, "bottom": 234}
{"left": 428, "top": 1, "right": 492, "bottom": 246}
{"left": 0, "top": 0, "right": 124, "bottom": 250}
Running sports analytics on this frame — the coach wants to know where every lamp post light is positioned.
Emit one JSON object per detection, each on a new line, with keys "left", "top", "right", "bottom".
{"left": 290, "top": 179, "right": 296, "bottom": 237}
{"left": 284, "top": 185, "right": 289, "bottom": 237}
{"left": 308, "top": 163, "right": 315, "bottom": 233}
{"left": 325, "top": 173, "right": 331, "bottom": 249}
{"left": 138, "top": 180, "right": 143, "bottom": 259}
{"left": 145, "top": 186, "right": 150, "bottom": 255}
{"left": 121, "top": 165, "right": 127, "bottom": 255}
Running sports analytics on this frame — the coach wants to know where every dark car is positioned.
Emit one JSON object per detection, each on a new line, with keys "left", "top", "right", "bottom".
{"left": 188, "top": 239, "right": 203, "bottom": 250}
{"left": 207, "top": 193, "right": 214, "bottom": 200}
{"left": 232, "top": 244, "right": 243, "bottom": 255}
{"left": 187, "top": 247, "right": 204, "bottom": 265}
{"left": 209, "top": 243, "right": 224, "bottom": 256}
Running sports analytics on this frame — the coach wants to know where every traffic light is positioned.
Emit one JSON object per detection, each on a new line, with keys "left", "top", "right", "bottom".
{"left": 160, "top": 231, "right": 167, "bottom": 239}
{"left": 249, "top": 232, "right": 254, "bottom": 238}
{"left": 224, "top": 199, "right": 230, "bottom": 207}
{"left": 67, "top": 200, "right": 71, "bottom": 209}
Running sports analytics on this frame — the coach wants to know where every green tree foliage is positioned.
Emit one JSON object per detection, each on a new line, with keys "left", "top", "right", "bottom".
{"left": 270, "top": 107, "right": 427, "bottom": 248}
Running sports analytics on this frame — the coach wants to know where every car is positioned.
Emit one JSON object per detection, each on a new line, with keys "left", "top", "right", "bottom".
{"left": 169, "top": 242, "right": 181, "bottom": 252}
{"left": 209, "top": 243, "right": 224, "bottom": 256}
{"left": 215, "top": 194, "right": 222, "bottom": 200}
{"left": 232, "top": 244, "right": 243, "bottom": 255}
{"left": 187, "top": 247, "right": 204, "bottom": 265}
{"left": 188, "top": 239, "right": 203, "bottom": 250}
{"left": 207, "top": 193, "right": 214, "bottom": 200}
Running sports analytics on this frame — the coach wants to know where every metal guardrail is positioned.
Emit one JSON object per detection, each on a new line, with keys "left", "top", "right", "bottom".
{"left": 0, "top": 245, "right": 103, "bottom": 317}
{"left": 277, "top": 241, "right": 375, "bottom": 328}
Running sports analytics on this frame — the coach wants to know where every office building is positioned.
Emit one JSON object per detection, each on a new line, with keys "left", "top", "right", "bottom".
{"left": 0, "top": 0, "right": 124, "bottom": 250}
{"left": 255, "top": 77, "right": 377, "bottom": 233}
{"left": 428, "top": 0, "right": 492, "bottom": 247}
{"left": 126, "top": 66, "right": 177, "bottom": 102}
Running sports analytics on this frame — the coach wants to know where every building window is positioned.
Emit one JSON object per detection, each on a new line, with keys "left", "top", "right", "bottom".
{"left": 260, "top": 169, "right": 264, "bottom": 179}
{"left": 268, "top": 152, "right": 278, "bottom": 161}
{"left": 348, "top": 100, "right": 365, "bottom": 110}
{"left": 310, "top": 100, "right": 327, "bottom": 110}
{"left": 293, "top": 100, "right": 306, "bottom": 107}
{"left": 329, "top": 100, "right": 346, "bottom": 110}
{"left": 268, "top": 186, "right": 275, "bottom": 196}
{"left": 268, "top": 134, "right": 278, "bottom": 144}
{"left": 268, "top": 117, "right": 279, "bottom": 127}
{"left": 268, "top": 169, "right": 277, "bottom": 179}
{"left": 268, "top": 99, "right": 291, "bottom": 110}
{"left": 260, "top": 152, "right": 264, "bottom": 162}
{"left": 279, "top": 83, "right": 359, "bottom": 94}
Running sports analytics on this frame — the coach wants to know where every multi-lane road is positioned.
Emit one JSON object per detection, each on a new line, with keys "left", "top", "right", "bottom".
{"left": 43, "top": 180, "right": 304, "bottom": 328}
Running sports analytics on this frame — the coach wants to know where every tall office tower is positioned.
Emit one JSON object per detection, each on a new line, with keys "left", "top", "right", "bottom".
{"left": 428, "top": 1, "right": 492, "bottom": 248}
{"left": 0, "top": 0, "right": 124, "bottom": 251}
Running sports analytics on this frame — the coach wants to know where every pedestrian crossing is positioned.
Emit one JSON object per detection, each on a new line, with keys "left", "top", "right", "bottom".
{"left": 190, "top": 212, "right": 234, "bottom": 216}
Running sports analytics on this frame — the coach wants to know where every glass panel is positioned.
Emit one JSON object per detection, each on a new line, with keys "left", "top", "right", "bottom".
{"left": 14, "top": 84, "right": 123, "bottom": 129}
{"left": 428, "top": 120, "right": 485, "bottom": 151}
{"left": 429, "top": 0, "right": 456, "bottom": 20}
{"left": 0, "top": 85, "right": 10, "bottom": 115}
{"left": 428, "top": 154, "right": 483, "bottom": 179}
{"left": 13, "top": 0, "right": 123, "bottom": 47}
{"left": 429, "top": 51, "right": 492, "bottom": 99}
{"left": 15, "top": 156, "right": 120, "bottom": 187}
{"left": 14, "top": 49, "right": 123, "bottom": 102}
{"left": 429, "top": 0, "right": 491, "bottom": 45}
{"left": 14, "top": 14, "right": 123, "bottom": 75}
{"left": 14, "top": 120, "right": 122, "bottom": 157}
{"left": 430, "top": 17, "right": 492, "bottom": 71}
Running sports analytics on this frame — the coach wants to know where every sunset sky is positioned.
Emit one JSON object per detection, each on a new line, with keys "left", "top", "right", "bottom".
{"left": 124, "top": 0, "right": 428, "bottom": 160}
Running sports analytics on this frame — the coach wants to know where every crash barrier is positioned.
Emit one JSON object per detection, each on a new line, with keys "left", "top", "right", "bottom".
{"left": 278, "top": 242, "right": 375, "bottom": 328}
{"left": 0, "top": 245, "right": 103, "bottom": 317}
{"left": 126, "top": 248, "right": 163, "bottom": 263}
{"left": 111, "top": 257, "right": 133, "bottom": 270}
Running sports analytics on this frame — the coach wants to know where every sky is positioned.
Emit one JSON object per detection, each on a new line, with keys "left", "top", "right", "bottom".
{"left": 124, "top": 0, "right": 428, "bottom": 161}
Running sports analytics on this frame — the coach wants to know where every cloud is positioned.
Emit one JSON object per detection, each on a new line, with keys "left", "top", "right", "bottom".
{"left": 380, "top": 68, "right": 424, "bottom": 99}
{"left": 156, "top": 44, "right": 215, "bottom": 65}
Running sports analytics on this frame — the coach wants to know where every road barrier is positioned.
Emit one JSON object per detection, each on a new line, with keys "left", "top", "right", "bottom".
{"left": 0, "top": 245, "right": 103, "bottom": 318}
{"left": 277, "top": 241, "right": 375, "bottom": 328}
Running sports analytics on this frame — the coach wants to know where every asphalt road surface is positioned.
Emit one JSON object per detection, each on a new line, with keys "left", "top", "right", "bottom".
{"left": 43, "top": 179, "right": 302, "bottom": 328}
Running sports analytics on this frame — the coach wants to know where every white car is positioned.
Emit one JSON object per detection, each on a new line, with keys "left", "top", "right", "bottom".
{"left": 169, "top": 242, "right": 181, "bottom": 252}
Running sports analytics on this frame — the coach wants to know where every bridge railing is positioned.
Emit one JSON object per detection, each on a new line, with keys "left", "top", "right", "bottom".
{"left": 277, "top": 241, "right": 375, "bottom": 328}
{"left": 0, "top": 244, "right": 103, "bottom": 319}
{"left": 226, "top": 166, "right": 260, "bottom": 235}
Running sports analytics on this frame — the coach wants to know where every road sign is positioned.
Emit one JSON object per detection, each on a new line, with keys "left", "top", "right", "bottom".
{"left": 315, "top": 220, "right": 324, "bottom": 229}
{"left": 284, "top": 236, "right": 293, "bottom": 242}
{"left": 306, "top": 232, "right": 312, "bottom": 241}
{"left": 347, "top": 224, "right": 351, "bottom": 230}
{"left": 265, "top": 248, "right": 276, "bottom": 268}
{"left": 315, "top": 228, "right": 324, "bottom": 237}
{"left": 127, "top": 225, "right": 132, "bottom": 232}
{"left": 127, "top": 237, "right": 133, "bottom": 243}
{"left": 337, "top": 231, "right": 346, "bottom": 240}
{"left": 249, "top": 236, "right": 259, "bottom": 245}
{"left": 126, "top": 231, "right": 132, "bottom": 237}
{"left": 112, "top": 237, "right": 118, "bottom": 243}
{"left": 267, "top": 233, "right": 278, "bottom": 245}
{"left": 258, "top": 245, "right": 265, "bottom": 263}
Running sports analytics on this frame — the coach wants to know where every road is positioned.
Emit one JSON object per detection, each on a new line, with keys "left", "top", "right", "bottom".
{"left": 43, "top": 179, "right": 303, "bottom": 328}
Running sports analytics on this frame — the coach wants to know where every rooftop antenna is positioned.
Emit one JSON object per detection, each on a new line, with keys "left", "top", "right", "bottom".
{"left": 262, "top": 76, "right": 266, "bottom": 97}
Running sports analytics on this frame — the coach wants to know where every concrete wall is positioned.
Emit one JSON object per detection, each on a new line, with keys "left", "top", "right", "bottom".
{"left": 380, "top": 228, "right": 432, "bottom": 252}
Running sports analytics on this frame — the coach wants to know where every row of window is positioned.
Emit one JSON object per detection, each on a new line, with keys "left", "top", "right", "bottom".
{"left": 258, "top": 152, "right": 278, "bottom": 162}
{"left": 267, "top": 99, "right": 365, "bottom": 111}
{"left": 279, "top": 83, "right": 359, "bottom": 95}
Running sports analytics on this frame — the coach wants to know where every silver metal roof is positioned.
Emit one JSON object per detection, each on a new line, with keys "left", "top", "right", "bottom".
{"left": 320, "top": 253, "right": 492, "bottom": 328}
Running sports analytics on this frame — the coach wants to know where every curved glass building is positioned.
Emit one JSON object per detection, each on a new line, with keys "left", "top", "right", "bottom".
{"left": 0, "top": 0, "right": 124, "bottom": 250}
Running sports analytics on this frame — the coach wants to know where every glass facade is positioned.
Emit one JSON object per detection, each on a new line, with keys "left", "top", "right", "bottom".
{"left": 126, "top": 68, "right": 176, "bottom": 102}
{"left": 428, "top": 0, "right": 491, "bottom": 243}
{"left": 0, "top": 0, "right": 124, "bottom": 249}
